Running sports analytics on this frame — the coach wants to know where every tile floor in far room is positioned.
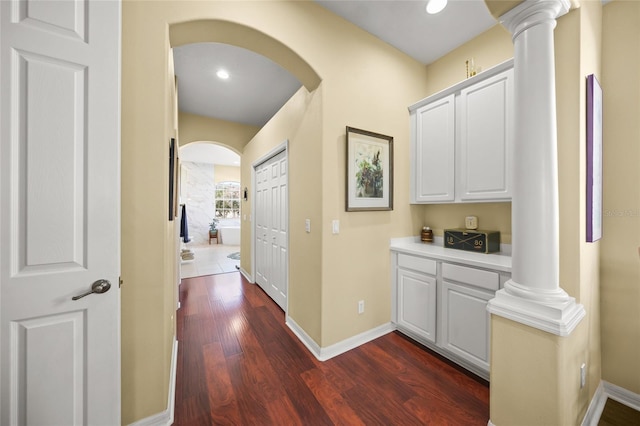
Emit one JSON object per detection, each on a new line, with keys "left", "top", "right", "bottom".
{"left": 180, "top": 243, "right": 240, "bottom": 279}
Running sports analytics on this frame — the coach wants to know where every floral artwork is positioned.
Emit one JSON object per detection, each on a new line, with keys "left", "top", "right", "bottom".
{"left": 355, "top": 143, "right": 383, "bottom": 198}
{"left": 346, "top": 127, "right": 393, "bottom": 211}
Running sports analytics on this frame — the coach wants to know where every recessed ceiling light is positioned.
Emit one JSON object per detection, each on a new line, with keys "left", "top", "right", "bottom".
{"left": 426, "top": 0, "right": 447, "bottom": 14}
{"left": 216, "top": 69, "right": 230, "bottom": 80}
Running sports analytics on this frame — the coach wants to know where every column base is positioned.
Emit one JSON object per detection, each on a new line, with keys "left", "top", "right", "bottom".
{"left": 487, "top": 279, "right": 585, "bottom": 336}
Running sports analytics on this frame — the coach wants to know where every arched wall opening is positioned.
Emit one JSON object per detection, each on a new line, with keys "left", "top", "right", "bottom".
{"left": 169, "top": 19, "right": 321, "bottom": 93}
{"left": 169, "top": 18, "right": 322, "bottom": 285}
{"left": 179, "top": 141, "right": 241, "bottom": 250}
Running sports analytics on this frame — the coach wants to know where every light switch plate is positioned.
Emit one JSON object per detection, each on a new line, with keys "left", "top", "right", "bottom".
{"left": 305, "top": 219, "right": 311, "bottom": 233}
{"left": 332, "top": 220, "right": 339, "bottom": 234}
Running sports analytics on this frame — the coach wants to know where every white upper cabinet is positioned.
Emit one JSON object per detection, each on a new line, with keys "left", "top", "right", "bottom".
{"left": 411, "top": 94, "right": 456, "bottom": 202}
{"left": 459, "top": 69, "right": 513, "bottom": 201}
{"left": 409, "top": 60, "right": 514, "bottom": 204}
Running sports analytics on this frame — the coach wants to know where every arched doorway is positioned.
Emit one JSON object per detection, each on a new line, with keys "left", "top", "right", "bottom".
{"left": 178, "top": 142, "right": 241, "bottom": 277}
{"left": 169, "top": 19, "right": 321, "bottom": 304}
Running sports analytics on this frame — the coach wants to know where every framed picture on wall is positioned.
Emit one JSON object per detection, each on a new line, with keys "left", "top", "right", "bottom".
{"left": 586, "top": 74, "right": 602, "bottom": 242}
{"left": 169, "top": 138, "right": 176, "bottom": 221}
{"left": 345, "top": 126, "right": 394, "bottom": 211}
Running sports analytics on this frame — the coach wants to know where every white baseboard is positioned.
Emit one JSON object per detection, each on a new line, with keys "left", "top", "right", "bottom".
{"left": 581, "top": 380, "right": 640, "bottom": 426}
{"left": 239, "top": 267, "right": 254, "bottom": 283}
{"left": 286, "top": 316, "right": 323, "bottom": 358}
{"left": 286, "top": 316, "right": 395, "bottom": 361}
{"left": 582, "top": 381, "right": 607, "bottom": 426}
{"left": 603, "top": 380, "right": 640, "bottom": 410}
{"left": 128, "top": 338, "right": 178, "bottom": 426}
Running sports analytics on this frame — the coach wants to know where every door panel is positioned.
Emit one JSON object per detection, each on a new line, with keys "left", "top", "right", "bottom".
{"left": 15, "top": 311, "right": 85, "bottom": 425}
{"left": 254, "top": 149, "right": 288, "bottom": 310}
{"left": 414, "top": 94, "right": 455, "bottom": 202}
{"left": 459, "top": 69, "right": 513, "bottom": 200}
{"left": 19, "top": 51, "right": 87, "bottom": 272}
{"left": 441, "top": 280, "right": 492, "bottom": 371}
{"left": 0, "top": 1, "right": 121, "bottom": 424}
{"left": 255, "top": 165, "right": 269, "bottom": 290}
{"left": 397, "top": 269, "right": 437, "bottom": 343}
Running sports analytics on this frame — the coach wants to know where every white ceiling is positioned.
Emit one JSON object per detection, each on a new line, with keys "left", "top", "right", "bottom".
{"left": 172, "top": 0, "right": 498, "bottom": 162}
{"left": 315, "top": 0, "right": 496, "bottom": 65}
{"left": 173, "top": 42, "right": 302, "bottom": 127}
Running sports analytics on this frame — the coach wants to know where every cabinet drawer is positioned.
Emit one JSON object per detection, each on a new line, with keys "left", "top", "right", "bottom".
{"left": 442, "top": 263, "right": 499, "bottom": 291}
{"left": 397, "top": 254, "right": 436, "bottom": 275}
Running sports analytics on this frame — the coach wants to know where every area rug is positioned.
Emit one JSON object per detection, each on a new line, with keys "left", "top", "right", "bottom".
{"left": 227, "top": 252, "right": 241, "bottom": 260}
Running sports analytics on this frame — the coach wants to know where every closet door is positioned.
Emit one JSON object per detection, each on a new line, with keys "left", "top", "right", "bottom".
{"left": 254, "top": 149, "right": 288, "bottom": 311}
{"left": 255, "top": 162, "right": 270, "bottom": 292}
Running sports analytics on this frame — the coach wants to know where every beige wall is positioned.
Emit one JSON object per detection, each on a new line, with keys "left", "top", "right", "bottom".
{"left": 492, "top": 317, "right": 589, "bottom": 425}
{"left": 214, "top": 165, "right": 240, "bottom": 184}
{"left": 241, "top": 86, "right": 324, "bottom": 342}
{"left": 601, "top": 0, "right": 640, "bottom": 395}
{"left": 121, "top": 6, "right": 177, "bottom": 422}
{"left": 313, "top": 18, "right": 430, "bottom": 347}
{"left": 420, "top": 25, "right": 514, "bottom": 244}
{"left": 567, "top": 0, "right": 603, "bottom": 407}
{"left": 178, "top": 111, "right": 259, "bottom": 153}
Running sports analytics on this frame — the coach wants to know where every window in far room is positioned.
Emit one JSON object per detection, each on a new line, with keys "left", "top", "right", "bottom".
{"left": 215, "top": 181, "right": 240, "bottom": 219}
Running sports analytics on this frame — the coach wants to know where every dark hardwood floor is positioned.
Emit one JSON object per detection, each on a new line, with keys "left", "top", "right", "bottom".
{"left": 174, "top": 272, "right": 489, "bottom": 425}
{"left": 599, "top": 398, "right": 640, "bottom": 426}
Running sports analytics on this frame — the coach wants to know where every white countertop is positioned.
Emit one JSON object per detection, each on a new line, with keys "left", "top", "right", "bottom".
{"left": 390, "top": 236, "right": 512, "bottom": 273}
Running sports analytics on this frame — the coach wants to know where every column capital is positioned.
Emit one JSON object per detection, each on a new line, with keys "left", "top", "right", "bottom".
{"left": 500, "top": 0, "right": 571, "bottom": 40}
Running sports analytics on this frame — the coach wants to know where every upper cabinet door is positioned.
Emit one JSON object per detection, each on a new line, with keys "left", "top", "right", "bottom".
{"left": 458, "top": 68, "right": 513, "bottom": 201}
{"left": 411, "top": 93, "right": 456, "bottom": 203}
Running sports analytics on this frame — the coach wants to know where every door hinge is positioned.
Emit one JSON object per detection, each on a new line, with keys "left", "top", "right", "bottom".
{"left": 119, "top": 277, "right": 123, "bottom": 288}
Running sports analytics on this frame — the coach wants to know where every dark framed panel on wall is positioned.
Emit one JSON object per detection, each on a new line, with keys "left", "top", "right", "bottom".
{"left": 169, "top": 138, "right": 176, "bottom": 221}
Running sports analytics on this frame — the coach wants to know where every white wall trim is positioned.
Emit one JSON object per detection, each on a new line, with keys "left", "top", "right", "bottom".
{"left": 487, "top": 288, "right": 585, "bottom": 337}
{"left": 239, "top": 266, "right": 254, "bottom": 283}
{"left": 581, "top": 380, "right": 640, "bottom": 426}
{"left": 286, "top": 316, "right": 322, "bottom": 358}
{"left": 128, "top": 338, "right": 178, "bottom": 426}
{"left": 603, "top": 380, "right": 640, "bottom": 410}
{"left": 582, "top": 381, "right": 607, "bottom": 426}
{"left": 286, "top": 316, "right": 395, "bottom": 361}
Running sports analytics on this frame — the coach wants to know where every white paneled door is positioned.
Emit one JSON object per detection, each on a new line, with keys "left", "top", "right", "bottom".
{"left": 0, "top": 1, "right": 121, "bottom": 425}
{"left": 255, "top": 149, "right": 288, "bottom": 310}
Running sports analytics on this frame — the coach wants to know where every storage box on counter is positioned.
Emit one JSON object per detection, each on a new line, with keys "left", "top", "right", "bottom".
{"left": 444, "top": 229, "right": 500, "bottom": 253}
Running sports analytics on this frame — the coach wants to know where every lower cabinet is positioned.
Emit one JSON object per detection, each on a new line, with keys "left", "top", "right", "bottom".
{"left": 392, "top": 250, "right": 509, "bottom": 380}
{"left": 440, "top": 280, "right": 493, "bottom": 372}
{"left": 397, "top": 268, "right": 437, "bottom": 344}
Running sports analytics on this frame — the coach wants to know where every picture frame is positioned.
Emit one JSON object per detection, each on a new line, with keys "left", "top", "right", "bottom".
{"left": 586, "top": 74, "right": 602, "bottom": 242}
{"left": 346, "top": 126, "right": 393, "bottom": 211}
{"left": 169, "top": 138, "right": 176, "bottom": 221}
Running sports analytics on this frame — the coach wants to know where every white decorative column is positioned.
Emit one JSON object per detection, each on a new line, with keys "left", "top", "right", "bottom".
{"left": 487, "top": 0, "right": 585, "bottom": 336}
